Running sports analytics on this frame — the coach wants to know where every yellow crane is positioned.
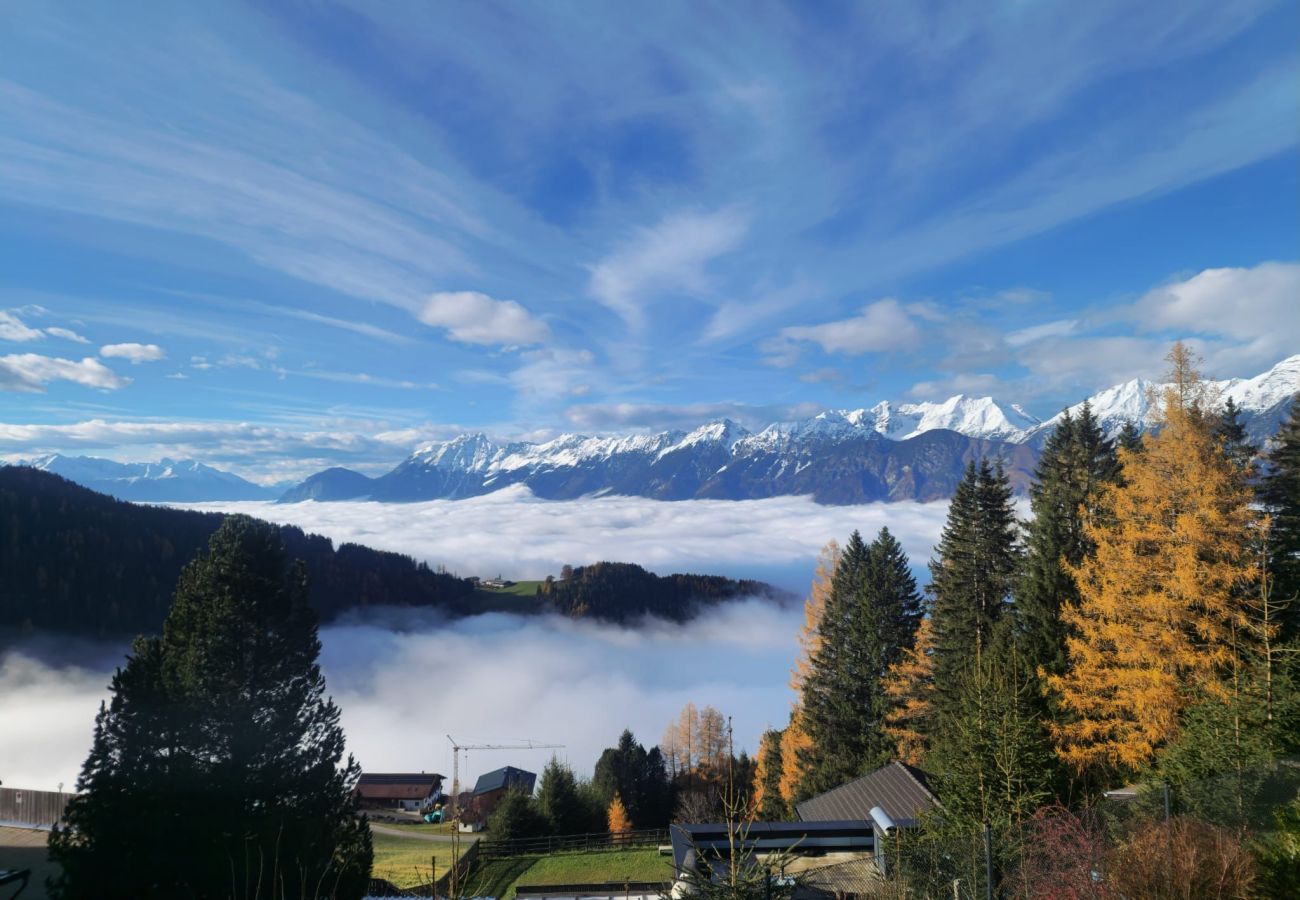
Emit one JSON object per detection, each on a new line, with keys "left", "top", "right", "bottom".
{"left": 445, "top": 735, "right": 564, "bottom": 821}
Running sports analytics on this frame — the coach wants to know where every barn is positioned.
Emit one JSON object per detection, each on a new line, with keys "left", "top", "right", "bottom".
{"left": 355, "top": 772, "right": 444, "bottom": 812}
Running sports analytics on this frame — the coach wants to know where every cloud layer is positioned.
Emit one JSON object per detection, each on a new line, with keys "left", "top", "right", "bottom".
{"left": 178, "top": 489, "right": 955, "bottom": 589}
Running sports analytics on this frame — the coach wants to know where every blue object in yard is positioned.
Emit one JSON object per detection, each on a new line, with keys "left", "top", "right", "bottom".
{"left": 423, "top": 809, "right": 443, "bottom": 824}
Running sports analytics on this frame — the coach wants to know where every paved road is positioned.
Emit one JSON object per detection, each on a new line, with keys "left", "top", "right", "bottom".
{"left": 0, "top": 826, "right": 56, "bottom": 900}
{"left": 368, "top": 822, "right": 479, "bottom": 844}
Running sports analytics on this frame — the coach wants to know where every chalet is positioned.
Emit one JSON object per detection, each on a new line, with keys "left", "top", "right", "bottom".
{"left": 796, "top": 761, "right": 940, "bottom": 877}
{"left": 355, "top": 772, "right": 444, "bottom": 812}
{"left": 472, "top": 765, "right": 536, "bottom": 818}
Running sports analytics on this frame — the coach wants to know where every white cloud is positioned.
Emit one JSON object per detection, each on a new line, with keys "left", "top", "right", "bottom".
{"left": 908, "top": 372, "right": 1003, "bottom": 399}
{"left": 564, "top": 400, "right": 824, "bottom": 433}
{"left": 772, "top": 298, "right": 923, "bottom": 363}
{"left": 588, "top": 208, "right": 749, "bottom": 329}
{"left": 100, "top": 342, "right": 165, "bottom": 364}
{"left": 1005, "top": 318, "right": 1077, "bottom": 347}
{"left": 0, "top": 354, "right": 130, "bottom": 392}
{"left": 418, "top": 291, "right": 550, "bottom": 346}
{"left": 179, "top": 489, "right": 953, "bottom": 588}
{"left": 44, "top": 326, "right": 91, "bottom": 344}
{"left": 1129, "top": 262, "right": 1300, "bottom": 373}
{"left": 0, "top": 311, "right": 45, "bottom": 342}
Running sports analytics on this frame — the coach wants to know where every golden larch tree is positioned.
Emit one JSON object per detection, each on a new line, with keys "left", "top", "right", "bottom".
{"left": 607, "top": 793, "right": 632, "bottom": 840}
{"left": 1048, "top": 344, "right": 1257, "bottom": 777}
{"left": 778, "top": 540, "right": 840, "bottom": 805}
{"left": 883, "top": 615, "right": 935, "bottom": 765}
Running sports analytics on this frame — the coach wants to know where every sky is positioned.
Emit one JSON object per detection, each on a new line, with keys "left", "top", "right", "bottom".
{"left": 1, "top": 0, "right": 1298, "bottom": 483}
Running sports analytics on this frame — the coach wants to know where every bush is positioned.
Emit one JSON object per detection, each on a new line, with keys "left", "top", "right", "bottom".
{"left": 1109, "top": 816, "right": 1255, "bottom": 899}
{"left": 1250, "top": 798, "right": 1300, "bottom": 898}
{"left": 1002, "top": 805, "right": 1113, "bottom": 899}
{"left": 486, "top": 789, "right": 548, "bottom": 841}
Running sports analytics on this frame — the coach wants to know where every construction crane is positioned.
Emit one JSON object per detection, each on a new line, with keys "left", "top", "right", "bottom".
{"left": 445, "top": 735, "right": 564, "bottom": 820}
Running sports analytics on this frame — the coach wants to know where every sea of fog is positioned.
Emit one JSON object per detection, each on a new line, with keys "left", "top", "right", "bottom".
{"left": 1, "top": 490, "right": 954, "bottom": 792}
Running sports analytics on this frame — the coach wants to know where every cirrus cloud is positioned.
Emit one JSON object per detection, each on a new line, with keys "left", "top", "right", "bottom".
{"left": 418, "top": 291, "right": 550, "bottom": 346}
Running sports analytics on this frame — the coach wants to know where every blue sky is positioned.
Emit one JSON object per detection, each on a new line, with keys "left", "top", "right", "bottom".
{"left": 1, "top": 0, "right": 1297, "bottom": 482}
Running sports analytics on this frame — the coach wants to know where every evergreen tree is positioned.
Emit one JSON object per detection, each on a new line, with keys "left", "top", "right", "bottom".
{"left": 751, "top": 729, "right": 787, "bottom": 820}
{"left": 593, "top": 730, "right": 673, "bottom": 829}
{"left": 1261, "top": 399, "right": 1300, "bottom": 641}
{"left": 1048, "top": 345, "right": 1258, "bottom": 782}
{"left": 535, "top": 756, "right": 587, "bottom": 835}
{"left": 797, "top": 529, "right": 923, "bottom": 797}
{"left": 928, "top": 460, "right": 1020, "bottom": 719}
{"left": 487, "top": 789, "right": 548, "bottom": 841}
{"left": 51, "top": 515, "right": 371, "bottom": 900}
{"left": 1215, "top": 396, "right": 1256, "bottom": 477}
{"left": 1015, "top": 405, "right": 1118, "bottom": 684}
{"left": 1116, "top": 419, "right": 1144, "bottom": 455}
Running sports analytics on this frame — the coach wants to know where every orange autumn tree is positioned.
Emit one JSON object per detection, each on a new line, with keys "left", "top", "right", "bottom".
{"left": 1048, "top": 343, "right": 1257, "bottom": 779}
{"left": 607, "top": 793, "right": 632, "bottom": 841}
{"left": 778, "top": 539, "right": 839, "bottom": 807}
{"left": 883, "top": 616, "right": 935, "bottom": 765}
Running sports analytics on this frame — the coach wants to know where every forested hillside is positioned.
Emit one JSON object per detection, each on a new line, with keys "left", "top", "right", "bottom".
{"left": 540, "top": 561, "right": 777, "bottom": 622}
{"left": 0, "top": 467, "right": 475, "bottom": 636}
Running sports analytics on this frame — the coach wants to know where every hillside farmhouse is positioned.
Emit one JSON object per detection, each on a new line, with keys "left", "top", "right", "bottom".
{"left": 355, "top": 772, "right": 444, "bottom": 812}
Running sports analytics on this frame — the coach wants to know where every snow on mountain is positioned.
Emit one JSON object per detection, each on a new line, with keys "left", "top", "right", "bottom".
{"left": 1032, "top": 354, "right": 1300, "bottom": 444}
{"left": 870, "top": 396, "right": 1042, "bottom": 442}
{"left": 20, "top": 454, "right": 273, "bottom": 502}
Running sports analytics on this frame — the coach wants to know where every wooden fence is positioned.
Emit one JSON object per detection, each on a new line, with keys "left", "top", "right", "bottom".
{"left": 475, "top": 828, "right": 668, "bottom": 860}
{"left": 0, "top": 786, "right": 74, "bottom": 829}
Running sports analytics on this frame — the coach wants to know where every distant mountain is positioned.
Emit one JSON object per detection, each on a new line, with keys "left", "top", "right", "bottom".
{"left": 277, "top": 467, "right": 375, "bottom": 503}
{"left": 21, "top": 454, "right": 275, "bottom": 502}
{"left": 281, "top": 356, "right": 1296, "bottom": 505}
{"left": 1028, "top": 354, "right": 1300, "bottom": 446}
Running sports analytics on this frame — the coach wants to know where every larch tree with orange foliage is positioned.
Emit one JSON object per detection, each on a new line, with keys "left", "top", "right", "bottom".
{"left": 751, "top": 728, "right": 787, "bottom": 820}
{"left": 778, "top": 539, "right": 838, "bottom": 807}
{"left": 607, "top": 793, "right": 632, "bottom": 842}
{"left": 1048, "top": 343, "right": 1258, "bottom": 781}
{"left": 883, "top": 615, "right": 935, "bottom": 765}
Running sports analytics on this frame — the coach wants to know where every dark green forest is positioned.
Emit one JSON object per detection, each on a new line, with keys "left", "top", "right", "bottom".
{"left": 541, "top": 560, "right": 776, "bottom": 622}
{"left": 0, "top": 467, "right": 476, "bottom": 636}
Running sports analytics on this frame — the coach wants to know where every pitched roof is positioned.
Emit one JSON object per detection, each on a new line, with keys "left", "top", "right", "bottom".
{"left": 796, "top": 761, "right": 938, "bottom": 827}
{"left": 356, "top": 772, "right": 443, "bottom": 801}
{"left": 473, "top": 765, "right": 536, "bottom": 796}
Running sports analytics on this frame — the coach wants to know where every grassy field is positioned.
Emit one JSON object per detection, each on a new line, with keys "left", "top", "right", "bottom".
{"left": 468, "top": 848, "right": 670, "bottom": 899}
{"left": 472, "top": 580, "right": 546, "bottom": 613}
{"left": 378, "top": 820, "right": 458, "bottom": 835}
{"left": 370, "top": 831, "right": 465, "bottom": 889}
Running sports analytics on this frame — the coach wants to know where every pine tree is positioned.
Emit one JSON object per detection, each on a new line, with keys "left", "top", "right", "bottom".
{"left": 593, "top": 729, "right": 673, "bottom": 829}
{"left": 51, "top": 515, "right": 371, "bottom": 900}
{"left": 751, "top": 729, "right": 787, "bottom": 820}
{"left": 929, "top": 460, "right": 1020, "bottom": 719}
{"left": 1015, "top": 405, "right": 1118, "bottom": 684}
{"left": 1047, "top": 345, "right": 1258, "bottom": 781}
{"left": 1215, "top": 397, "right": 1256, "bottom": 476}
{"left": 1116, "top": 419, "right": 1144, "bottom": 455}
{"left": 1261, "top": 399, "right": 1300, "bottom": 641}
{"left": 798, "top": 529, "right": 922, "bottom": 797}
{"left": 487, "top": 789, "right": 548, "bottom": 841}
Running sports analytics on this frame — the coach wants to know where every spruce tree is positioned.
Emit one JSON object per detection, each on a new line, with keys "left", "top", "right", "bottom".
{"left": 752, "top": 729, "right": 787, "bottom": 820}
{"left": 51, "top": 516, "right": 371, "bottom": 900}
{"left": 1116, "top": 419, "right": 1144, "bottom": 455}
{"left": 798, "top": 529, "right": 922, "bottom": 797}
{"left": 1261, "top": 399, "right": 1300, "bottom": 641}
{"left": 929, "top": 460, "right": 1020, "bottom": 719}
{"left": 1015, "top": 405, "right": 1118, "bottom": 683}
{"left": 1215, "top": 397, "right": 1256, "bottom": 477}
{"left": 536, "top": 756, "right": 586, "bottom": 835}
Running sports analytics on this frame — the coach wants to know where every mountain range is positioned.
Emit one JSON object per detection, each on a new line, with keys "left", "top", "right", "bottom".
{"left": 14, "top": 356, "right": 1297, "bottom": 506}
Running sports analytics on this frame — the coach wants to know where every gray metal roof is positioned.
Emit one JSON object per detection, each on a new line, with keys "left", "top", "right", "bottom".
{"left": 795, "top": 761, "right": 938, "bottom": 827}
{"left": 472, "top": 765, "right": 536, "bottom": 796}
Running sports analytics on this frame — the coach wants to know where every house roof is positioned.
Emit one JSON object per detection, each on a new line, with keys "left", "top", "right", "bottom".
{"left": 796, "top": 761, "right": 938, "bottom": 827}
{"left": 473, "top": 766, "right": 536, "bottom": 796}
{"left": 356, "top": 772, "right": 443, "bottom": 801}
{"left": 669, "top": 821, "right": 876, "bottom": 874}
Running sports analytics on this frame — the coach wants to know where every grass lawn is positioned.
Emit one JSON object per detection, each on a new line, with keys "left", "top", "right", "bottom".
{"left": 472, "top": 580, "right": 546, "bottom": 613}
{"left": 370, "top": 831, "right": 464, "bottom": 889}
{"left": 379, "top": 820, "right": 458, "bottom": 835}
{"left": 468, "top": 848, "right": 670, "bottom": 899}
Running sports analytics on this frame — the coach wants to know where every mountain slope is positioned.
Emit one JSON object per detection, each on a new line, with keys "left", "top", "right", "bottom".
{"left": 23, "top": 454, "right": 275, "bottom": 502}
{"left": 0, "top": 466, "right": 475, "bottom": 635}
